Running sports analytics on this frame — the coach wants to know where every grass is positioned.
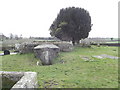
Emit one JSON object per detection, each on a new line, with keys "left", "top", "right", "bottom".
{"left": 1, "top": 45, "right": 118, "bottom": 88}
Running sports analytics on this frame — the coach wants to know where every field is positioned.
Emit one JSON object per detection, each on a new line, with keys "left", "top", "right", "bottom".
{"left": 1, "top": 45, "right": 118, "bottom": 88}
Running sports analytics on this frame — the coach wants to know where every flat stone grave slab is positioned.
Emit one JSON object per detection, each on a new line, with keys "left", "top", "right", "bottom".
{"left": 93, "top": 54, "right": 119, "bottom": 59}
{"left": 92, "top": 56, "right": 103, "bottom": 59}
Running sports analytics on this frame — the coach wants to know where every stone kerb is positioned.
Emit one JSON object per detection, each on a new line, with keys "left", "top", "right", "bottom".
{"left": 0, "top": 71, "right": 38, "bottom": 89}
{"left": 34, "top": 44, "right": 60, "bottom": 65}
{"left": 11, "top": 72, "right": 38, "bottom": 89}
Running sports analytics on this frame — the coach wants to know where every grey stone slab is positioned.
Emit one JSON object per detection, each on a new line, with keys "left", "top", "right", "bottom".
{"left": 92, "top": 56, "right": 103, "bottom": 59}
{"left": 100, "top": 54, "right": 119, "bottom": 59}
{"left": 54, "top": 42, "right": 73, "bottom": 52}
{"left": 34, "top": 44, "right": 59, "bottom": 49}
{"left": 0, "top": 71, "right": 38, "bottom": 89}
{"left": 93, "top": 54, "right": 119, "bottom": 59}
{"left": 11, "top": 72, "right": 38, "bottom": 88}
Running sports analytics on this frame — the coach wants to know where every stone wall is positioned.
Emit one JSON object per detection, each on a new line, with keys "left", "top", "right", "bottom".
{"left": 17, "top": 41, "right": 73, "bottom": 54}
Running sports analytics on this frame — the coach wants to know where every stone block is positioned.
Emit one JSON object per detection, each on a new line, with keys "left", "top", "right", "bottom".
{"left": 0, "top": 71, "right": 38, "bottom": 89}
{"left": 34, "top": 44, "right": 60, "bottom": 65}
{"left": 54, "top": 42, "right": 73, "bottom": 52}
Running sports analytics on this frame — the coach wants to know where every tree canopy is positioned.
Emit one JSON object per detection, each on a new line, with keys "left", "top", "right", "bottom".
{"left": 49, "top": 7, "right": 92, "bottom": 45}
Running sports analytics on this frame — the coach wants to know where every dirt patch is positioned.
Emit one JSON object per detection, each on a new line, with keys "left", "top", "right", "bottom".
{"left": 43, "top": 79, "right": 59, "bottom": 88}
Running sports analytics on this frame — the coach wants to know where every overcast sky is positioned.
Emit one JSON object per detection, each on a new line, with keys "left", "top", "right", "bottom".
{"left": 0, "top": 0, "right": 119, "bottom": 38}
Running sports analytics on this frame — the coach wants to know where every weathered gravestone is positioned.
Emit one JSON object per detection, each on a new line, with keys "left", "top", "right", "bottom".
{"left": 4, "top": 50, "right": 10, "bottom": 55}
{"left": 34, "top": 44, "right": 60, "bottom": 65}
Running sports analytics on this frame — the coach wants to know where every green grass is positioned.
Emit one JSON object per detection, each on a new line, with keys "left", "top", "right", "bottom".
{"left": 1, "top": 46, "right": 118, "bottom": 88}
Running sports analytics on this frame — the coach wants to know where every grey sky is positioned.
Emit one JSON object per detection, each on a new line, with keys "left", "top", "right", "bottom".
{"left": 0, "top": 0, "right": 118, "bottom": 38}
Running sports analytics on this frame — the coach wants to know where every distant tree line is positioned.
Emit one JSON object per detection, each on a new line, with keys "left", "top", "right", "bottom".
{"left": 0, "top": 33, "right": 23, "bottom": 41}
{"left": 9, "top": 33, "right": 23, "bottom": 40}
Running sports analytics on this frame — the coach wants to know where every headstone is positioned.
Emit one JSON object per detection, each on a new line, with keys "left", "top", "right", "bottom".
{"left": 34, "top": 44, "right": 60, "bottom": 65}
{"left": 4, "top": 50, "right": 10, "bottom": 55}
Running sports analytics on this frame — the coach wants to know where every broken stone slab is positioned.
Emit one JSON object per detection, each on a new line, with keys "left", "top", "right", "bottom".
{"left": 0, "top": 71, "right": 38, "bottom": 89}
{"left": 81, "top": 56, "right": 97, "bottom": 62}
{"left": 54, "top": 42, "right": 73, "bottom": 52}
{"left": 34, "top": 44, "right": 60, "bottom": 65}
{"left": 11, "top": 72, "right": 38, "bottom": 89}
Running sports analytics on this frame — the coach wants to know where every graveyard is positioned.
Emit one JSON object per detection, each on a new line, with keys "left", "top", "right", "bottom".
{"left": 0, "top": 38, "right": 119, "bottom": 88}
{"left": 0, "top": 0, "right": 118, "bottom": 88}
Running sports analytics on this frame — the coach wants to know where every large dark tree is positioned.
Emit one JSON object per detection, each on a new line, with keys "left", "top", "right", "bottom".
{"left": 49, "top": 7, "right": 92, "bottom": 45}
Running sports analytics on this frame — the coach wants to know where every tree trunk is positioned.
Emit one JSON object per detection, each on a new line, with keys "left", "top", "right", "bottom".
{"left": 72, "top": 38, "right": 75, "bottom": 45}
